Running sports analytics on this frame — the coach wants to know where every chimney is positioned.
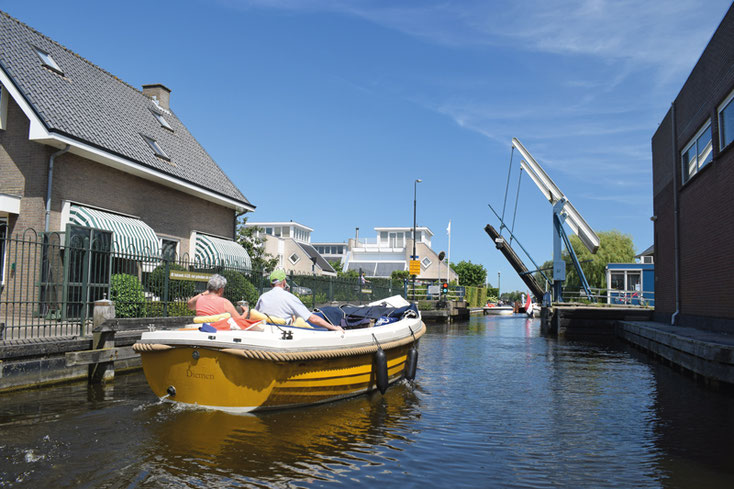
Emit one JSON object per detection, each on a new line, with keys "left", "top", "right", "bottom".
{"left": 355, "top": 227, "right": 359, "bottom": 244}
{"left": 142, "top": 84, "right": 171, "bottom": 111}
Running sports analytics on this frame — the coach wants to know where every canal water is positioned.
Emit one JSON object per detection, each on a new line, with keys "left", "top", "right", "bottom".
{"left": 2, "top": 315, "right": 734, "bottom": 488}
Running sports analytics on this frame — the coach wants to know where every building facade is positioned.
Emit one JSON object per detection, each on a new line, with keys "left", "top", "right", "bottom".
{"left": 651, "top": 3, "right": 734, "bottom": 331}
{"left": 246, "top": 221, "right": 336, "bottom": 277}
{"left": 0, "top": 11, "right": 253, "bottom": 324}
{"left": 342, "top": 226, "right": 458, "bottom": 282}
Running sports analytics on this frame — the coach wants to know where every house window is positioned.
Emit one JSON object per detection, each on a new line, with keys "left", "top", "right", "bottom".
{"left": 0, "top": 85, "right": 7, "bottom": 130}
{"left": 265, "top": 227, "right": 273, "bottom": 235}
{"left": 719, "top": 89, "right": 734, "bottom": 151}
{"left": 160, "top": 238, "right": 178, "bottom": 260}
{"left": 34, "top": 46, "right": 63, "bottom": 75}
{"left": 681, "top": 121, "right": 712, "bottom": 183}
{"left": 0, "top": 218, "right": 7, "bottom": 284}
{"left": 141, "top": 135, "right": 170, "bottom": 160}
{"left": 151, "top": 110, "right": 173, "bottom": 131}
{"left": 422, "top": 257, "right": 432, "bottom": 268}
{"left": 289, "top": 253, "right": 300, "bottom": 265}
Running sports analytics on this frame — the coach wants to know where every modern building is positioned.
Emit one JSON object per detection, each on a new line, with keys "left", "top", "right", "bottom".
{"left": 342, "top": 226, "right": 458, "bottom": 281}
{"left": 0, "top": 11, "right": 252, "bottom": 321}
{"left": 651, "top": 3, "right": 734, "bottom": 331}
{"left": 605, "top": 263, "right": 655, "bottom": 306}
{"left": 312, "top": 242, "right": 348, "bottom": 267}
{"left": 245, "top": 221, "right": 336, "bottom": 276}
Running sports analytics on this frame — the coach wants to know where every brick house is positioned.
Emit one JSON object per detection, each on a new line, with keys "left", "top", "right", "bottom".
{"left": 651, "top": 3, "right": 734, "bottom": 331}
{"left": 0, "top": 11, "right": 253, "bottom": 326}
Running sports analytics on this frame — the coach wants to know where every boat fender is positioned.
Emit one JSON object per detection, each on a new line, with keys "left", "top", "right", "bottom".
{"left": 167, "top": 385, "right": 176, "bottom": 397}
{"left": 374, "top": 347, "right": 388, "bottom": 394}
{"left": 404, "top": 345, "right": 418, "bottom": 381}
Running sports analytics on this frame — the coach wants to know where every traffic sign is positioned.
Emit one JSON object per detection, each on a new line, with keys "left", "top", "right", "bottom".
{"left": 409, "top": 260, "right": 420, "bottom": 275}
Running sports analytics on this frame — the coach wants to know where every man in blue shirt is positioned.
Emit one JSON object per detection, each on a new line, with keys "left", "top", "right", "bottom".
{"left": 255, "top": 270, "right": 343, "bottom": 332}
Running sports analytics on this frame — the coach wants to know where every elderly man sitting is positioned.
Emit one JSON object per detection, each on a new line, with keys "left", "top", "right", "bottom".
{"left": 256, "top": 270, "right": 343, "bottom": 332}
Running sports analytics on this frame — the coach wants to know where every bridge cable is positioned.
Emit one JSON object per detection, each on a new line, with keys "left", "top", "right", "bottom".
{"left": 509, "top": 166, "right": 524, "bottom": 246}
{"left": 499, "top": 145, "right": 515, "bottom": 236}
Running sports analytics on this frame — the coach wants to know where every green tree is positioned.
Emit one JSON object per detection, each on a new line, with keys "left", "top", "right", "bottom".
{"left": 235, "top": 216, "right": 279, "bottom": 273}
{"left": 391, "top": 270, "right": 410, "bottom": 280}
{"left": 450, "top": 260, "right": 487, "bottom": 287}
{"left": 328, "top": 260, "right": 343, "bottom": 274}
{"left": 535, "top": 230, "right": 636, "bottom": 291}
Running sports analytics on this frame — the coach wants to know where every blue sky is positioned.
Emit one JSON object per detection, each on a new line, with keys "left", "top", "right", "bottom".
{"left": 5, "top": 0, "right": 732, "bottom": 291}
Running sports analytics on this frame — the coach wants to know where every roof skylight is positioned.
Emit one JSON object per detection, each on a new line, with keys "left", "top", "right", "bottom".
{"left": 151, "top": 110, "right": 173, "bottom": 131}
{"left": 141, "top": 135, "right": 170, "bottom": 160}
{"left": 34, "top": 47, "right": 63, "bottom": 74}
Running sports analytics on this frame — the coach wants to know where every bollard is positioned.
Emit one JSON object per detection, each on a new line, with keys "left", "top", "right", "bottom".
{"left": 90, "top": 299, "right": 116, "bottom": 383}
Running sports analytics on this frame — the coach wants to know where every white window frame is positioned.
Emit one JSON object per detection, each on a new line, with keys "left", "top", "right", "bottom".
{"left": 421, "top": 257, "right": 432, "bottom": 268}
{"left": 160, "top": 237, "right": 179, "bottom": 260}
{"left": 34, "top": 46, "right": 63, "bottom": 74}
{"left": 0, "top": 217, "right": 7, "bottom": 285}
{"left": 289, "top": 252, "right": 300, "bottom": 265}
{"left": 141, "top": 134, "right": 170, "bottom": 160}
{"left": 0, "top": 85, "right": 7, "bottom": 130}
{"left": 718, "top": 87, "right": 734, "bottom": 152}
{"left": 151, "top": 110, "right": 173, "bottom": 131}
{"left": 681, "top": 120, "right": 712, "bottom": 184}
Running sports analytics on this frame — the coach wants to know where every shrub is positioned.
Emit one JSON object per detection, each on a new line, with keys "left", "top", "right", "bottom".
{"left": 110, "top": 273, "right": 145, "bottom": 318}
{"left": 220, "top": 269, "right": 259, "bottom": 306}
{"left": 143, "top": 301, "right": 193, "bottom": 318}
{"left": 145, "top": 263, "right": 196, "bottom": 300}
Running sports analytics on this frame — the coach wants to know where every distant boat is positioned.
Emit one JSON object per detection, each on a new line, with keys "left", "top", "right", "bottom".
{"left": 485, "top": 303, "right": 514, "bottom": 316}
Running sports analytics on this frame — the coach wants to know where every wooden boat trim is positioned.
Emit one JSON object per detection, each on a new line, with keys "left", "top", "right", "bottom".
{"left": 133, "top": 322, "right": 426, "bottom": 362}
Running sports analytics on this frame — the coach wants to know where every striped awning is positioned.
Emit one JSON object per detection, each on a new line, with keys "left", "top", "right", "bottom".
{"left": 69, "top": 205, "right": 160, "bottom": 257}
{"left": 195, "top": 234, "right": 251, "bottom": 270}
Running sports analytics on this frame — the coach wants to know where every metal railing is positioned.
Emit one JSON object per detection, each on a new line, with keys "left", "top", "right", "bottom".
{"left": 0, "top": 228, "right": 409, "bottom": 343}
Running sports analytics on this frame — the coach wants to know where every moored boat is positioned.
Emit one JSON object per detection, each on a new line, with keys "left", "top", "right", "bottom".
{"left": 484, "top": 303, "right": 515, "bottom": 316}
{"left": 133, "top": 296, "right": 424, "bottom": 413}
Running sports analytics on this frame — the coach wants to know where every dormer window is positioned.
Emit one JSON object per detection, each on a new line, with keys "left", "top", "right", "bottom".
{"left": 141, "top": 134, "right": 169, "bottom": 160}
{"left": 151, "top": 110, "right": 173, "bottom": 131}
{"left": 34, "top": 47, "right": 63, "bottom": 75}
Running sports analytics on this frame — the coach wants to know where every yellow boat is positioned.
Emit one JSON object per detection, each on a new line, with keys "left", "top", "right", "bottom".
{"left": 133, "top": 296, "right": 425, "bottom": 413}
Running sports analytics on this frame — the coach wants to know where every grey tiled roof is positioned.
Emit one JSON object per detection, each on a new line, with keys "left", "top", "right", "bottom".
{"left": 297, "top": 242, "right": 336, "bottom": 274}
{"left": 0, "top": 11, "right": 251, "bottom": 207}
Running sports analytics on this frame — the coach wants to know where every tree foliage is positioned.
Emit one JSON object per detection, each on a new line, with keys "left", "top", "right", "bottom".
{"left": 391, "top": 270, "right": 410, "bottom": 280}
{"left": 450, "top": 260, "right": 487, "bottom": 287}
{"left": 534, "top": 230, "right": 636, "bottom": 291}
{"left": 235, "top": 216, "right": 279, "bottom": 273}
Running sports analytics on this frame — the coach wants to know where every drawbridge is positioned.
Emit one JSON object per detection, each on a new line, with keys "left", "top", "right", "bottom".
{"left": 487, "top": 138, "right": 599, "bottom": 303}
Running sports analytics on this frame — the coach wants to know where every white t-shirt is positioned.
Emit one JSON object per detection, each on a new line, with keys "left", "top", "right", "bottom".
{"left": 255, "top": 286, "right": 312, "bottom": 322}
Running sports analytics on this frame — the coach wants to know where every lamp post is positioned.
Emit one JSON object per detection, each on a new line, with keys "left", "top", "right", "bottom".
{"left": 412, "top": 178, "right": 422, "bottom": 301}
{"left": 498, "top": 271, "right": 501, "bottom": 304}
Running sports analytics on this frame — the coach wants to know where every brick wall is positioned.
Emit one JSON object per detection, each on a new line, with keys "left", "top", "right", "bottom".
{"left": 651, "top": 3, "right": 734, "bottom": 330}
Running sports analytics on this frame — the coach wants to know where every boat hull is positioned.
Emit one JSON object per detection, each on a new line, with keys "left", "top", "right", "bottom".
{"left": 140, "top": 339, "right": 416, "bottom": 413}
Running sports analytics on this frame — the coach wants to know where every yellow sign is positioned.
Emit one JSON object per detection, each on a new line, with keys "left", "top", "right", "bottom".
{"left": 409, "top": 260, "right": 421, "bottom": 275}
{"left": 169, "top": 271, "right": 213, "bottom": 282}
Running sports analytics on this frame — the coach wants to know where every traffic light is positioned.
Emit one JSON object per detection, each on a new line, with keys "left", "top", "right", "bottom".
{"left": 441, "top": 282, "right": 448, "bottom": 295}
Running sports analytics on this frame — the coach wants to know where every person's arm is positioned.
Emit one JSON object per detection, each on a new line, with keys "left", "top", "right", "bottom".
{"left": 308, "top": 314, "right": 344, "bottom": 332}
{"left": 223, "top": 299, "right": 243, "bottom": 320}
{"left": 187, "top": 291, "right": 207, "bottom": 311}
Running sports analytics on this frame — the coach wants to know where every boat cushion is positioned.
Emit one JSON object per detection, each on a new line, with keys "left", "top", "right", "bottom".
{"left": 317, "top": 303, "right": 418, "bottom": 328}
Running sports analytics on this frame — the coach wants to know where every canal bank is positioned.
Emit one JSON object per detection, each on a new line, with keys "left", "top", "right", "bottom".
{"left": 541, "top": 304, "right": 734, "bottom": 388}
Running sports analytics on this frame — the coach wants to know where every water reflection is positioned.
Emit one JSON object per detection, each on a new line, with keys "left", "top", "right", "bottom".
{"left": 143, "top": 384, "right": 422, "bottom": 485}
{"left": 2, "top": 316, "right": 734, "bottom": 488}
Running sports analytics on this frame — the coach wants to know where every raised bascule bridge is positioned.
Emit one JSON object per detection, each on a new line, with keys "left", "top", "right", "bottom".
{"left": 485, "top": 138, "right": 652, "bottom": 336}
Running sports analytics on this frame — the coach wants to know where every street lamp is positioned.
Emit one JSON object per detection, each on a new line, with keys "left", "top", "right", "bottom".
{"left": 412, "top": 179, "right": 422, "bottom": 301}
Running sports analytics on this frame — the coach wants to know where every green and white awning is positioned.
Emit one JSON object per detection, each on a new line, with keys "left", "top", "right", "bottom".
{"left": 69, "top": 205, "right": 160, "bottom": 257}
{"left": 195, "top": 234, "right": 251, "bottom": 270}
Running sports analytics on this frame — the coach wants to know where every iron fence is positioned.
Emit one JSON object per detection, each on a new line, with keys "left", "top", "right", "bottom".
{"left": 0, "top": 228, "right": 408, "bottom": 343}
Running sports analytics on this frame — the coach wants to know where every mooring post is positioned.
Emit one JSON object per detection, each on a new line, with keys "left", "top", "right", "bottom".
{"left": 90, "top": 299, "right": 116, "bottom": 383}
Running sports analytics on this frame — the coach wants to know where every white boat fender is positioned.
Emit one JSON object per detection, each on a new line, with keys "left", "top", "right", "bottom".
{"left": 404, "top": 326, "right": 418, "bottom": 381}
{"left": 372, "top": 334, "right": 389, "bottom": 395}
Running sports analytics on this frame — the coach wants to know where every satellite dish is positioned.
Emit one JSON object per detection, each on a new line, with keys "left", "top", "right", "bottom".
{"left": 513, "top": 138, "right": 600, "bottom": 253}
